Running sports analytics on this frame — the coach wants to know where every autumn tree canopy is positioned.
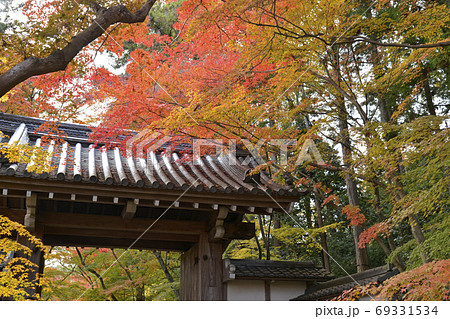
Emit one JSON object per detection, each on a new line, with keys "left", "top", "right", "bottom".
{"left": 1, "top": 0, "right": 449, "bottom": 300}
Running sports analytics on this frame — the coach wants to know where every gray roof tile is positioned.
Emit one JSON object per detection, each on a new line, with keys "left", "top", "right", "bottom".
{"left": 224, "top": 259, "right": 334, "bottom": 282}
{"left": 0, "top": 112, "right": 300, "bottom": 196}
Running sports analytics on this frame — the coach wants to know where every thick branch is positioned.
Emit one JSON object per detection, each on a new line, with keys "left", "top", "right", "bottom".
{"left": 337, "top": 36, "right": 450, "bottom": 49}
{"left": 75, "top": 247, "right": 118, "bottom": 301}
{"left": 0, "top": 0, "right": 157, "bottom": 98}
{"left": 111, "top": 249, "right": 133, "bottom": 282}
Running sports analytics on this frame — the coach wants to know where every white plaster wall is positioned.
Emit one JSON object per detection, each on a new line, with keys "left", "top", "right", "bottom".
{"left": 226, "top": 280, "right": 307, "bottom": 301}
{"left": 226, "top": 280, "right": 266, "bottom": 301}
{"left": 270, "top": 281, "right": 307, "bottom": 301}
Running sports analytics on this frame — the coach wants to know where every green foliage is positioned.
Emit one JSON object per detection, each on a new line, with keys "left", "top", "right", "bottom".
{"left": 389, "top": 214, "right": 450, "bottom": 270}
{"left": 272, "top": 223, "right": 342, "bottom": 258}
{"left": 148, "top": 0, "right": 183, "bottom": 37}
{"left": 42, "top": 247, "right": 180, "bottom": 301}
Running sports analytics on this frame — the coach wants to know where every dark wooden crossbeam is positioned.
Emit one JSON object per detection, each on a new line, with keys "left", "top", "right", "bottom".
{"left": 43, "top": 235, "right": 195, "bottom": 251}
{"left": 43, "top": 226, "right": 200, "bottom": 243}
{"left": 38, "top": 211, "right": 210, "bottom": 234}
{"left": 0, "top": 177, "right": 294, "bottom": 212}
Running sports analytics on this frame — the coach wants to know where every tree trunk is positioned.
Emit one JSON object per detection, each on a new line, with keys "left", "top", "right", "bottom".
{"left": 330, "top": 44, "right": 370, "bottom": 272}
{"left": 257, "top": 215, "right": 270, "bottom": 259}
{"left": 313, "top": 188, "right": 331, "bottom": 272}
{"left": 152, "top": 251, "right": 180, "bottom": 300}
{"left": 338, "top": 109, "right": 370, "bottom": 272}
{"left": 304, "top": 194, "right": 313, "bottom": 228}
{"left": 379, "top": 98, "right": 392, "bottom": 123}
{"left": 408, "top": 214, "right": 432, "bottom": 264}
{"left": 273, "top": 213, "right": 281, "bottom": 249}
{"left": 244, "top": 215, "right": 263, "bottom": 259}
{"left": 423, "top": 68, "right": 436, "bottom": 116}
{"left": 136, "top": 284, "right": 145, "bottom": 301}
{"left": 374, "top": 188, "right": 405, "bottom": 271}
{"left": 369, "top": 44, "right": 392, "bottom": 123}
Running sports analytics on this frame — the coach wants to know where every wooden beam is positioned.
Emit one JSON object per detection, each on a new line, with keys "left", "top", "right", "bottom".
{"left": 0, "top": 188, "right": 292, "bottom": 216}
{"left": 6, "top": 192, "right": 128, "bottom": 206}
{"left": 0, "top": 177, "right": 298, "bottom": 207}
{"left": 223, "top": 222, "right": 255, "bottom": 240}
{"left": 36, "top": 211, "right": 254, "bottom": 239}
{"left": 43, "top": 226, "right": 199, "bottom": 242}
{"left": 0, "top": 208, "right": 26, "bottom": 223}
{"left": 42, "top": 235, "right": 195, "bottom": 251}
{"left": 0, "top": 188, "right": 289, "bottom": 214}
{"left": 38, "top": 194, "right": 220, "bottom": 212}
{"left": 39, "top": 195, "right": 244, "bottom": 213}
{"left": 37, "top": 211, "right": 210, "bottom": 234}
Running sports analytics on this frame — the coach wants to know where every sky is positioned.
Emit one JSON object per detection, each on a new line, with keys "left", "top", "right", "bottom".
{"left": 0, "top": 0, "right": 26, "bottom": 22}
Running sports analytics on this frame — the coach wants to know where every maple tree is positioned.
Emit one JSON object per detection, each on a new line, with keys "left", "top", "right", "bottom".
{"left": 42, "top": 247, "right": 180, "bottom": 300}
{"left": 1, "top": 0, "right": 449, "bottom": 300}
{"left": 83, "top": 0, "right": 448, "bottom": 273}
{"left": 334, "top": 259, "right": 450, "bottom": 301}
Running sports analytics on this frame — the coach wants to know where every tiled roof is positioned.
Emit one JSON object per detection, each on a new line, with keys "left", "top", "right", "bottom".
{"left": 291, "top": 264, "right": 399, "bottom": 301}
{"left": 0, "top": 112, "right": 299, "bottom": 197}
{"left": 223, "top": 259, "right": 334, "bottom": 282}
{"left": 0, "top": 113, "right": 93, "bottom": 142}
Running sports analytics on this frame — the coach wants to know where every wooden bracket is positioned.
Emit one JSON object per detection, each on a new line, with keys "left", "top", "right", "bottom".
{"left": 210, "top": 205, "right": 229, "bottom": 240}
{"left": 121, "top": 199, "right": 137, "bottom": 219}
{"left": 222, "top": 259, "right": 236, "bottom": 282}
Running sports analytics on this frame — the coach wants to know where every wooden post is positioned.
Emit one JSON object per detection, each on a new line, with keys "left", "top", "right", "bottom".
{"left": 15, "top": 235, "right": 45, "bottom": 299}
{"left": 180, "top": 233, "right": 224, "bottom": 300}
{"left": 24, "top": 193, "right": 37, "bottom": 232}
{"left": 15, "top": 192, "right": 45, "bottom": 300}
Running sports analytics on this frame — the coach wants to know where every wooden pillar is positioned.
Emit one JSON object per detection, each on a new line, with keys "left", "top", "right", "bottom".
{"left": 15, "top": 192, "right": 45, "bottom": 300}
{"left": 180, "top": 233, "right": 224, "bottom": 300}
{"left": 15, "top": 235, "right": 45, "bottom": 299}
